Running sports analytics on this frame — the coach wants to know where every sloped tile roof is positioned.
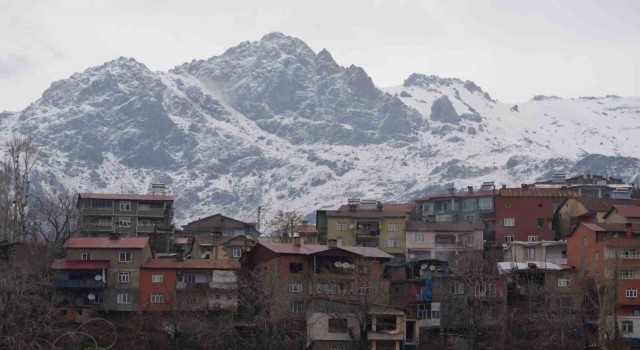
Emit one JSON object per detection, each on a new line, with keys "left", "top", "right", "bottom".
{"left": 611, "top": 205, "right": 640, "bottom": 218}
{"left": 500, "top": 188, "right": 579, "bottom": 198}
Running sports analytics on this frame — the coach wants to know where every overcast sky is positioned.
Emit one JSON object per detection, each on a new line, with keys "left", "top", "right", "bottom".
{"left": 1, "top": 0, "right": 638, "bottom": 111}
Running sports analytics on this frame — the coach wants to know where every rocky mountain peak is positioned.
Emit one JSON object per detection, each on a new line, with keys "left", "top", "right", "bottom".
{"left": 403, "top": 73, "right": 464, "bottom": 89}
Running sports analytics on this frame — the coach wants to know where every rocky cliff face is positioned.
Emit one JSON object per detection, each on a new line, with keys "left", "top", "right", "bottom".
{"left": 2, "top": 32, "right": 639, "bottom": 224}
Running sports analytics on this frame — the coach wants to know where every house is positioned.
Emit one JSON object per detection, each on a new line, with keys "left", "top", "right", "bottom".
{"left": 139, "top": 259, "right": 240, "bottom": 312}
{"left": 322, "top": 199, "right": 415, "bottom": 262}
{"left": 535, "top": 172, "right": 632, "bottom": 199}
{"left": 495, "top": 186, "right": 578, "bottom": 244}
{"left": 306, "top": 298, "right": 407, "bottom": 350}
{"left": 52, "top": 236, "right": 152, "bottom": 322}
{"left": 191, "top": 234, "right": 255, "bottom": 261}
{"left": 554, "top": 197, "right": 640, "bottom": 239}
{"left": 405, "top": 221, "right": 484, "bottom": 263}
{"left": 604, "top": 205, "right": 640, "bottom": 225}
{"left": 76, "top": 191, "right": 174, "bottom": 252}
{"left": 296, "top": 221, "right": 319, "bottom": 244}
{"left": 182, "top": 213, "right": 260, "bottom": 237}
{"left": 414, "top": 184, "right": 496, "bottom": 243}
{"left": 503, "top": 241, "right": 568, "bottom": 267}
{"left": 567, "top": 222, "right": 640, "bottom": 338}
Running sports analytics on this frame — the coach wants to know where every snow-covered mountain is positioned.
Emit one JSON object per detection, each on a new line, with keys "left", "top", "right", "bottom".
{"left": 2, "top": 32, "right": 639, "bottom": 224}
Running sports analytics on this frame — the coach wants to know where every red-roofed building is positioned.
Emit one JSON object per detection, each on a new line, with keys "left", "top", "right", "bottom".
{"left": 76, "top": 191, "right": 174, "bottom": 252}
{"left": 140, "top": 259, "right": 240, "bottom": 312}
{"left": 52, "top": 236, "right": 152, "bottom": 321}
{"left": 605, "top": 205, "right": 640, "bottom": 225}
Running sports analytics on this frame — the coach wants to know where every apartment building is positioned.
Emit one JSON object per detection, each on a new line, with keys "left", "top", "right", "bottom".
{"left": 503, "top": 241, "right": 567, "bottom": 267}
{"left": 182, "top": 213, "right": 260, "bottom": 237}
{"left": 405, "top": 221, "right": 484, "bottom": 263}
{"left": 555, "top": 197, "right": 640, "bottom": 238}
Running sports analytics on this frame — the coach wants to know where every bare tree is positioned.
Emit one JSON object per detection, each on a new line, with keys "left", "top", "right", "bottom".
{"left": 264, "top": 210, "right": 305, "bottom": 242}
{"left": 29, "top": 192, "right": 82, "bottom": 254}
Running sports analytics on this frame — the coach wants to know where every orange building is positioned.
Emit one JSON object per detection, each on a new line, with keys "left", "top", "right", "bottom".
{"left": 140, "top": 259, "right": 240, "bottom": 312}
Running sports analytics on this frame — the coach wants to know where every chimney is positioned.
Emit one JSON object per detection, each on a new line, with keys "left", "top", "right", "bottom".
{"left": 377, "top": 201, "right": 383, "bottom": 212}
{"left": 328, "top": 239, "right": 337, "bottom": 248}
{"left": 626, "top": 223, "right": 633, "bottom": 239}
{"left": 502, "top": 184, "right": 507, "bottom": 189}
{"left": 293, "top": 236, "right": 301, "bottom": 247}
{"left": 467, "top": 186, "right": 473, "bottom": 193}
{"left": 448, "top": 188, "right": 455, "bottom": 195}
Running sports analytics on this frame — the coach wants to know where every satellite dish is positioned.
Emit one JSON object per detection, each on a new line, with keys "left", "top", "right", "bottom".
{"left": 87, "top": 294, "right": 95, "bottom": 300}
{"left": 420, "top": 264, "right": 428, "bottom": 270}
{"left": 510, "top": 262, "right": 517, "bottom": 269}
{"left": 502, "top": 243, "right": 508, "bottom": 248}
{"left": 349, "top": 263, "right": 356, "bottom": 269}
{"left": 409, "top": 254, "right": 416, "bottom": 259}
{"left": 94, "top": 275, "right": 102, "bottom": 281}
{"left": 335, "top": 261, "right": 343, "bottom": 268}
{"left": 201, "top": 252, "right": 210, "bottom": 259}
{"left": 429, "top": 265, "right": 436, "bottom": 271}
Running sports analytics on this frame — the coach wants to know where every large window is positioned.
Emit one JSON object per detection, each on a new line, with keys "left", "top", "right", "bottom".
{"left": 622, "top": 320, "right": 634, "bottom": 333}
{"left": 328, "top": 319, "right": 348, "bottom": 333}
{"left": 417, "top": 303, "right": 440, "bottom": 320}
{"left": 92, "top": 199, "right": 112, "bottom": 208}
{"left": 435, "top": 235, "right": 455, "bottom": 246}
{"left": 626, "top": 288, "right": 638, "bottom": 298}
{"left": 117, "top": 293, "right": 131, "bottom": 304}
{"left": 387, "top": 239, "right": 399, "bottom": 248}
{"left": 463, "top": 199, "right": 476, "bottom": 211}
{"left": 503, "top": 218, "right": 515, "bottom": 227}
{"left": 118, "top": 272, "right": 129, "bottom": 283}
{"left": 414, "top": 233, "right": 425, "bottom": 243}
{"left": 525, "top": 247, "right": 535, "bottom": 260}
{"left": 336, "top": 222, "right": 348, "bottom": 231}
{"left": 97, "top": 219, "right": 111, "bottom": 227}
{"left": 479, "top": 197, "right": 493, "bottom": 210}
{"left": 150, "top": 293, "right": 165, "bottom": 304}
{"left": 289, "top": 282, "right": 303, "bottom": 293}
{"left": 119, "top": 252, "right": 132, "bottom": 263}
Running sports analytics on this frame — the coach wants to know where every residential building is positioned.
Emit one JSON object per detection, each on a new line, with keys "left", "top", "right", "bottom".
{"left": 604, "top": 205, "right": 640, "bottom": 225}
{"left": 554, "top": 197, "right": 640, "bottom": 239}
{"left": 52, "top": 236, "right": 152, "bottom": 321}
{"left": 323, "top": 199, "right": 414, "bottom": 261}
{"left": 405, "top": 221, "right": 484, "bottom": 263}
{"left": 182, "top": 213, "right": 260, "bottom": 237}
{"left": 535, "top": 172, "right": 632, "bottom": 199}
{"left": 567, "top": 222, "right": 640, "bottom": 337}
{"left": 76, "top": 192, "right": 174, "bottom": 252}
{"left": 414, "top": 184, "right": 496, "bottom": 242}
{"left": 296, "top": 221, "right": 319, "bottom": 244}
{"left": 503, "top": 241, "right": 568, "bottom": 266}
{"left": 190, "top": 234, "right": 255, "bottom": 260}
{"left": 306, "top": 298, "right": 407, "bottom": 350}
{"left": 495, "top": 186, "right": 578, "bottom": 244}
{"left": 139, "top": 259, "right": 240, "bottom": 312}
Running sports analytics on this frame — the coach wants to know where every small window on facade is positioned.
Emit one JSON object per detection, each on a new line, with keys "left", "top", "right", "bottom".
{"left": 119, "top": 252, "right": 132, "bottom": 263}
{"left": 505, "top": 235, "right": 514, "bottom": 243}
{"left": 525, "top": 247, "right": 535, "bottom": 260}
{"left": 358, "top": 285, "right": 370, "bottom": 295}
{"left": 337, "top": 239, "right": 346, "bottom": 246}
{"left": 289, "top": 301, "right": 302, "bottom": 313}
{"left": 627, "top": 288, "right": 638, "bottom": 298}
{"left": 528, "top": 234, "right": 539, "bottom": 242}
{"left": 622, "top": 320, "right": 634, "bottom": 333}
{"left": 116, "top": 293, "right": 131, "bottom": 304}
{"left": 119, "top": 201, "right": 131, "bottom": 211}
{"left": 558, "top": 278, "right": 570, "bottom": 287}
{"left": 118, "top": 272, "right": 129, "bottom": 283}
{"left": 152, "top": 273, "right": 163, "bottom": 283}
{"left": 328, "top": 318, "right": 348, "bottom": 333}
{"left": 451, "top": 282, "right": 465, "bottom": 294}
{"left": 503, "top": 218, "right": 515, "bottom": 226}
{"left": 150, "top": 293, "right": 165, "bottom": 304}
{"left": 117, "top": 217, "right": 130, "bottom": 227}
{"left": 336, "top": 222, "right": 348, "bottom": 231}
{"left": 388, "top": 223, "right": 399, "bottom": 232}
{"left": 81, "top": 252, "right": 92, "bottom": 260}
{"left": 388, "top": 239, "right": 399, "bottom": 248}
{"left": 289, "top": 263, "right": 303, "bottom": 273}
{"left": 288, "top": 282, "right": 303, "bottom": 293}
{"left": 414, "top": 233, "right": 425, "bottom": 243}
{"left": 232, "top": 248, "right": 243, "bottom": 258}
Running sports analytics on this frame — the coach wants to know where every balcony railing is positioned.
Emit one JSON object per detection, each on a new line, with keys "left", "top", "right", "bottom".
{"left": 81, "top": 208, "right": 113, "bottom": 216}
{"left": 177, "top": 282, "right": 210, "bottom": 290}
{"left": 316, "top": 289, "right": 353, "bottom": 296}
{"left": 138, "top": 208, "right": 173, "bottom": 218}
{"left": 545, "top": 253, "right": 567, "bottom": 260}
{"left": 54, "top": 279, "right": 105, "bottom": 288}
{"left": 83, "top": 223, "right": 113, "bottom": 231}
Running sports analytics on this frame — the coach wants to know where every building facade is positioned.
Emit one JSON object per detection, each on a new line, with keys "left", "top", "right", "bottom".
{"left": 405, "top": 221, "right": 484, "bottom": 263}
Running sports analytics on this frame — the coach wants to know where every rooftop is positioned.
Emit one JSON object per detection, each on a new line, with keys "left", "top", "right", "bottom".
{"left": 570, "top": 198, "right": 640, "bottom": 213}
{"left": 417, "top": 190, "right": 495, "bottom": 201}
{"left": 336, "top": 203, "right": 415, "bottom": 213}
{"left": 500, "top": 188, "right": 579, "bottom": 198}
{"left": 65, "top": 237, "right": 149, "bottom": 249}
{"left": 256, "top": 243, "right": 393, "bottom": 259}
{"left": 142, "top": 259, "right": 240, "bottom": 269}
{"left": 78, "top": 193, "right": 175, "bottom": 201}
{"left": 578, "top": 222, "right": 639, "bottom": 233}
{"left": 608, "top": 205, "right": 640, "bottom": 218}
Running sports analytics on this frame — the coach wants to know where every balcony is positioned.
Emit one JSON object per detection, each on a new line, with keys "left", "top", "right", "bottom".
{"left": 83, "top": 223, "right": 113, "bottom": 231}
{"left": 54, "top": 279, "right": 105, "bottom": 288}
{"left": 177, "top": 282, "right": 210, "bottom": 291}
{"left": 81, "top": 208, "right": 113, "bottom": 216}
{"left": 138, "top": 208, "right": 172, "bottom": 218}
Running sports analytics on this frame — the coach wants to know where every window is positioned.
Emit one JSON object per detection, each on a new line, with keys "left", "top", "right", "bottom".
{"left": 117, "top": 217, "right": 130, "bottom": 227}
{"left": 582, "top": 236, "right": 588, "bottom": 247}
{"left": 528, "top": 234, "right": 539, "bottom": 242}
{"left": 92, "top": 199, "right": 113, "bottom": 208}
{"left": 289, "top": 263, "right": 303, "bottom": 273}
{"left": 525, "top": 247, "right": 535, "bottom": 260}
{"left": 81, "top": 252, "right": 92, "bottom": 260}
{"left": 289, "top": 301, "right": 302, "bottom": 313}
{"left": 119, "top": 252, "right": 132, "bottom": 263}
{"left": 337, "top": 239, "right": 346, "bottom": 247}
{"left": 414, "top": 233, "right": 425, "bottom": 243}
{"left": 558, "top": 278, "right": 570, "bottom": 287}
{"left": 476, "top": 283, "right": 497, "bottom": 296}
{"left": 358, "top": 285, "right": 370, "bottom": 295}
{"left": 388, "top": 239, "right": 399, "bottom": 248}
{"left": 479, "top": 197, "right": 493, "bottom": 210}
{"left": 97, "top": 218, "right": 111, "bottom": 227}
{"left": 232, "top": 248, "right": 243, "bottom": 258}
{"left": 435, "top": 214, "right": 451, "bottom": 222}
{"left": 435, "top": 235, "right": 455, "bottom": 246}
{"left": 118, "top": 272, "right": 129, "bottom": 283}
{"left": 289, "top": 282, "right": 303, "bottom": 293}
{"left": 451, "top": 282, "right": 464, "bottom": 294}
{"left": 622, "top": 320, "right": 634, "bottom": 333}
{"left": 117, "top": 293, "right": 131, "bottom": 304}
{"left": 634, "top": 309, "right": 640, "bottom": 317}
{"left": 537, "top": 218, "right": 546, "bottom": 231}
{"left": 503, "top": 218, "right": 515, "bottom": 227}
{"left": 621, "top": 270, "right": 636, "bottom": 279}
{"left": 387, "top": 223, "right": 399, "bottom": 232}
{"left": 505, "top": 235, "right": 514, "bottom": 243}
{"left": 336, "top": 222, "right": 348, "bottom": 231}
{"left": 328, "top": 318, "right": 348, "bottom": 333}
{"left": 150, "top": 293, "right": 165, "bottom": 304}
{"left": 626, "top": 288, "right": 638, "bottom": 298}
{"left": 119, "top": 201, "right": 131, "bottom": 211}
{"left": 621, "top": 249, "right": 637, "bottom": 258}
{"left": 463, "top": 199, "right": 476, "bottom": 211}
{"left": 464, "top": 214, "right": 476, "bottom": 221}
{"left": 152, "top": 273, "right": 163, "bottom": 283}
